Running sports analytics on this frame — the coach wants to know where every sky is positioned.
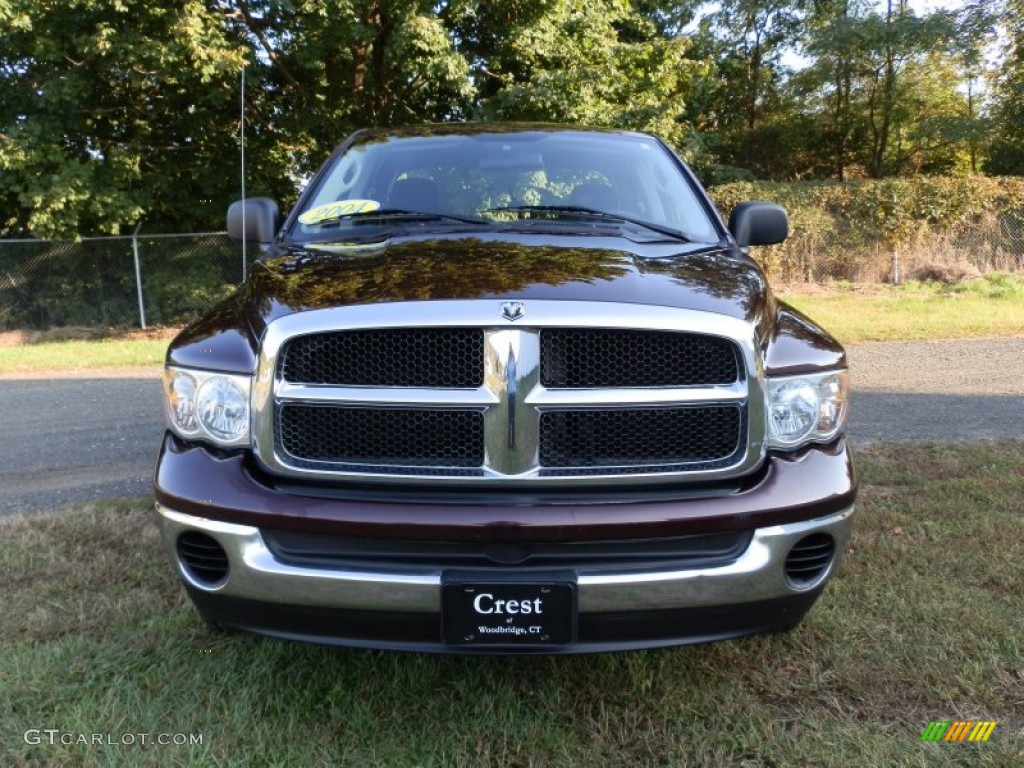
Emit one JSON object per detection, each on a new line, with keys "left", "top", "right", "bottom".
{"left": 907, "top": 0, "right": 965, "bottom": 12}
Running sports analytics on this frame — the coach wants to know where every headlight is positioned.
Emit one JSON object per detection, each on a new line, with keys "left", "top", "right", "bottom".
{"left": 163, "top": 367, "right": 251, "bottom": 447}
{"left": 766, "top": 371, "right": 849, "bottom": 449}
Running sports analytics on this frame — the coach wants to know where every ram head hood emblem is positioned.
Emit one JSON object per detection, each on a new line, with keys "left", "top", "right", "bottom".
{"left": 500, "top": 301, "right": 525, "bottom": 321}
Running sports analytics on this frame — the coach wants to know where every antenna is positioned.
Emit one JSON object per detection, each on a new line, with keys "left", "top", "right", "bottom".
{"left": 240, "top": 64, "right": 247, "bottom": 281}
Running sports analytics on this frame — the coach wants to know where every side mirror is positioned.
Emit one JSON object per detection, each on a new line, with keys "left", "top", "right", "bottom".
{"left": 728, "top": 201, "right": 788, "bottom": 247}
{"left": 227, "top": 198, "right": 279, "bottom": 243}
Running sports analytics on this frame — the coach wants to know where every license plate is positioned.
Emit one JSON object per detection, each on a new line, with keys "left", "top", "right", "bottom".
{"left": 442, "top": 582, "right": 576, "bottom": 646}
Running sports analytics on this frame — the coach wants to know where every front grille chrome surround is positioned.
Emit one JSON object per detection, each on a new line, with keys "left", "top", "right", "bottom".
{"left": 252, "top": 300, "right": 767, "bottom": 486}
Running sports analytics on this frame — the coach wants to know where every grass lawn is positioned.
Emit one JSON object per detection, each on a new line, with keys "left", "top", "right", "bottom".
{"left": 781, "top": 274, "right": 1024, "bottom": 344}
{"left": 0, "top": 336, "right": 168, "bottom": 374}
{"left": 2, "top": 443, "right": 1022, "bottom": 767}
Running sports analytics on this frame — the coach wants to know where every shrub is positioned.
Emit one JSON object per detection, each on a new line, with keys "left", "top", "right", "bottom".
{"left": 709, "top": 177, "right": 1024, "bottom": 283}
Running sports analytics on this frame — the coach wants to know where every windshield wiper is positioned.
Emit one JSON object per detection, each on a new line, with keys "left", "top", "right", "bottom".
{"left": 302, "top": 208, "right": 493, "bottom": 228}
{"left": 483, "top": 205, "right": 691, "bottom": 242}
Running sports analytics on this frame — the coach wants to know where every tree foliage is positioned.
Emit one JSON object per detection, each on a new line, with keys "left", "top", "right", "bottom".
{"left": 1, "top": 0, "right": 1023, "bottom": 238}
{"left": 987, "top": 0, "right": 1024, "bottom": 174}
{"left": 459, "top": 0, "right": 703, "bottom": 149}
{"left": 0, "top": 0, "right": 252, "bottom": 237}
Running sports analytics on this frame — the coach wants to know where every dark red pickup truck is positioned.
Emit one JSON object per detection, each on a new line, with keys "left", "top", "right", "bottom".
{"left": 155, "top": 124, "right": 855, "bottom": 653}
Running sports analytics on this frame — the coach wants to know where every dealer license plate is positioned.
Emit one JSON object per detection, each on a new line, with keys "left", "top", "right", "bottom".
{"left": 442, "top": 582, "right": 576, "bottom": 646}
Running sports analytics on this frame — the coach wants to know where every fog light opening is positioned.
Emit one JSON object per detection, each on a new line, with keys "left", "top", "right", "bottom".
{"left": 784, "top": 533, "right": 835, "bottom": 589}
{"left": 177, "top": 531, "right": 230, "bottom": 588}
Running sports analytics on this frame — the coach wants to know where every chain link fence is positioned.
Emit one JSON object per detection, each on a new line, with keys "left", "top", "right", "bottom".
{"left": 0, "top": 233, "right": 248, "bottom": 330}
{"left": 2, "top": 213, "right": 1023, "bottom": 330}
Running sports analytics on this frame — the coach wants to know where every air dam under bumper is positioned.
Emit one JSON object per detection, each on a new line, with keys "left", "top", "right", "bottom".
{"left": 157, "top": 504, "right": 854, "bottom": 653}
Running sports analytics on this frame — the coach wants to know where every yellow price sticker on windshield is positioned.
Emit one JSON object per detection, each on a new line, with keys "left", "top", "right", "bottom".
{"left": 298, "top": 199, "right": 381, "bottom": 224}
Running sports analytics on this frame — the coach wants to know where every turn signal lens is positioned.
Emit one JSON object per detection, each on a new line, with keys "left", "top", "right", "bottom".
{"left": 166, "top": 370, "right": 198, "bottom": 434}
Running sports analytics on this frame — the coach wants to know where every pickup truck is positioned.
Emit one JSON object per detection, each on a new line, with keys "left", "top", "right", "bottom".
{"left": 155, "top": 123, "right": 855, "bottom": 653}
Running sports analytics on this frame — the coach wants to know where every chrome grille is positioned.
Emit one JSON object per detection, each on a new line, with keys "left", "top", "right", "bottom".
{"left": 281, "top": 328, "right": 483, "bottom": 387}
{"left": 254, "top": 301, "right": 765, "bottom": 485}
{"left": 539, "top": 406, "right": 744, "bottom": 470}
{"left": 541, "top": 329, "right": 739, "bottom": 387}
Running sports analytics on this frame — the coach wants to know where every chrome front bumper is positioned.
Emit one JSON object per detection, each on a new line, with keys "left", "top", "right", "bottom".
{"left": 157, "top": 504, "right": 855, "bottom": 615}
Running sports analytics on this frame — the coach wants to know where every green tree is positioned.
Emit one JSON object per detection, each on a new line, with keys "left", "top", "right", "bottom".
{"left": 0, "top": 0, "right": 476, "bottom": 237}
{"left": 792, "top": 0, "right": 870, "bottom": 180}
{"left": 447, "top": 0, "right": 709, "bottom": 152}
{"left": 225, "top": 0, "right": 473, "bottom": 174}
{"left": 705, "top": 0, "right": 804, "bottom": 171}
{"left": 890, "top": 53, "right": 975, "bottom": 175}
{"left": 791, "top": 0, "right": 959, "bottom": 179}
{"left": 987, "top": 0, "right": 1024, "bottom": 174}
{"left": 859, "top": 1, "right": 955, "bottom": 178}
{"left": 0, "top": 0, "right": 258, "bottom": 237}
{"left": 952, "top": 1, "right": 999, "bottom": 172}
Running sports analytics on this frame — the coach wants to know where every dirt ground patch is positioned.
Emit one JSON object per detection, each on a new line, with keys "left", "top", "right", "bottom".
{"left": 0, "top": 326, "right": 180, "bottom": 347}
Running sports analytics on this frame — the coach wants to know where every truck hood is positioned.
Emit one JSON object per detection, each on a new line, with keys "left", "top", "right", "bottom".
{"left": 241, "top": 233, "right": 774, "bottom": 336}
{"left": 168, "top": 232, "right": 847, "bottom": 375}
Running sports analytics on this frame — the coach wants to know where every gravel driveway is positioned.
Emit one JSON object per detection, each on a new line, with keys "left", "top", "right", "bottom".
{"left": 0, "top": 336, "right": 1021, "bottom": 514}
{"left": 0, "top": 375, "right": 163, "bottom": 515}
{"left": 848, "top": 337, "right": 1024, "bottom": 443}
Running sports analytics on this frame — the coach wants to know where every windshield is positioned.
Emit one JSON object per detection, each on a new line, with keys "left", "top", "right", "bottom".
{"left": 289, "top": 129, "right": 720, "bottom": 244}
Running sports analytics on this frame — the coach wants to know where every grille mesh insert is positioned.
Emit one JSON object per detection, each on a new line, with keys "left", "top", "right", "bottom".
{"left": 277, "top": 405, "right": 484, "bottom": 468}
{"left": 281, "top": 328, "right": 484, "bottom": 387}
{"left": 541, "top": 329, "right": 740, "bottom": 388}
{"left": 540, "top": 406, "right": 743, "bottom": 469}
